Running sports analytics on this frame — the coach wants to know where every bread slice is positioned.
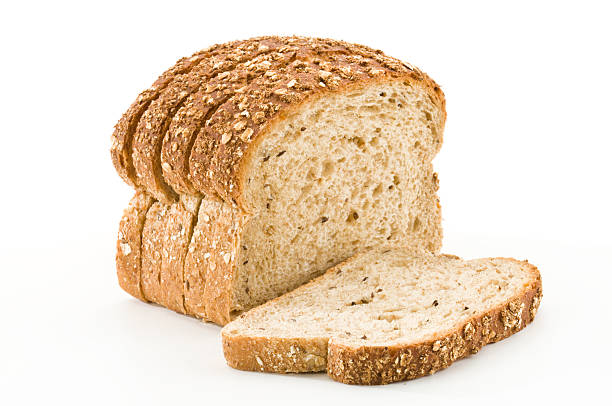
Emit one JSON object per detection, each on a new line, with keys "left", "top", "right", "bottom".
{"left": 116, "top": 191, "right": 154, "bottom": 300}
{"left": 140, "top": 202, "right": 169, "bottom": 303}
{"left": 159, "top": 195, "right": 201, "bottom": 313}
{"left": 221, "top": 248, "right": 543, "bottom": 385}
{"left": 114, "top": 37, "right": 446, "bottom": 325}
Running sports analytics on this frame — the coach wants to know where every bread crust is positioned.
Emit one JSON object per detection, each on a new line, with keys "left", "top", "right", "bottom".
{"left": 110, "top": 48, "right": 215, "bottom": 187}
{"left": 183, "top": 196, "right": 218, "bottom": 319}
{"left": 183, "top": 194, "right": 244, "bottom": 323}
{"left": 221, "top": 258, "right": 542, "bottom": 385}
{"left": 132, "top": 39, "right": 290, "bottom": 203}
{"left": 199, "top": 197, "right": 246, "bottom": 325}
{"left": 140, "top": 202, "right": 169, "bottom": 303}
{"left": 160, "top": 38, "right": 287, "bottom": 196}
{"left": 116, "top": 191, "right": 154, "bottom": 300}
{"left": 117, "top": 190, "right": 246, "bottom": 324}
{"left": 159, "top": 195, "right": 201, "bottom": 313}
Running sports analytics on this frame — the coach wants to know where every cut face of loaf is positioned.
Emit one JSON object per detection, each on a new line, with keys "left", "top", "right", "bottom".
{"left": 222, "top": 248, "right": 543, "bottom": 384}
{"left": 232, "top": 80, "right": 443, "bottom": 313}
{"left": 112, "top": 37, "right": 446, "bottom": 325}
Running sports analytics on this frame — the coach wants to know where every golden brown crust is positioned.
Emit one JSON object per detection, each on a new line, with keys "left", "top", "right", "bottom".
{"left": 110, "top": 48, "right": 215, "bottom": 187}
{"left": 199, "top": 197, "right": 246, "bottom": 325}
{"left": 221, "top": 260, "right": 542, "bottom": 385}
{"left": 182, "top": 197, "right": 216, "bottom": 319}
{"left": 140, "top": 202, "right": 168, "bottom": 303}
{"left": 159, "top": 196, "right": 201, "bottom": 314}
{"left": 183, "top": 194, "right": 231, "bottom": 320}
{"left": 223, "top": 336, "right": 329, "bottom": 373}
{"left": 160, "top": 80, "right": 235, "bottom": 196}
{"left": 328, "top": 264, "right": 542, "bottom": 384}
{"left": 117, "top": 190, "right": 244, "bottom": 323}
{"left": 116, "top": 191, "right": 154, "bottom": 300}
{"left": 186, "top": 44, "right": 307, "bottom": 196}
{"left": 160, "top": 38, "right": 287, "bottom": 196}
{"left": 132, "top": 38, "right": 289, "bottom": 203}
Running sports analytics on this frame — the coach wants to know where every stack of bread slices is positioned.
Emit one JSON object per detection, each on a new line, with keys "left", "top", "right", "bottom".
{"left": 111, "top": 36, "right": 542, "bottom": 385}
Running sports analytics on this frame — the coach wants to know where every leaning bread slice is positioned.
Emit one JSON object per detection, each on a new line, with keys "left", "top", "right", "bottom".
{"left": 222, "top": 247, "right": 542, "bottom": 385}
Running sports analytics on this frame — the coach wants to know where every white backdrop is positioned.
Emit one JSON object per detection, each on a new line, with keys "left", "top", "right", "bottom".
{"left": 1, "top": 1, "right": 610, "bottom": 404}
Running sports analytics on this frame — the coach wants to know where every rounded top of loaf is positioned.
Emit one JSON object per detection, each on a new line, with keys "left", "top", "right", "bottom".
{"left": 110, "top": 36, "right": 446, "bottom": 209}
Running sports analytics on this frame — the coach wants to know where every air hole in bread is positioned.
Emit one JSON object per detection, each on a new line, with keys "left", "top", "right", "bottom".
{"left": 372, "top": 184, "right": 383, "bottom": 197}
{"left": 412, "top": 217, "right": 421, "bottom": 231}
{"left": 322, "top": 160, "right": 335, "bottom": 177}
{"left": 346, "top": 211, "right": 359, "bottom": 223}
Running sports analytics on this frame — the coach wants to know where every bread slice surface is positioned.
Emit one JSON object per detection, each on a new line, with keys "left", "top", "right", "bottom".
{"left": 222, "top": 247, "right": 542, "bottom": 384}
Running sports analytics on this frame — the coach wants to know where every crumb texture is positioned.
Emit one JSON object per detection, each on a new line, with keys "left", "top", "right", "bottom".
{"left": 234, "top": 81, "right": 443, "bottom": 311}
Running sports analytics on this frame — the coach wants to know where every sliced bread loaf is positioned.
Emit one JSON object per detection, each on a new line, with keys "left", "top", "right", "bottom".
{"left": 221, "top": 247, "right": 542, "bottom": 384}
{"left": 114, "top": 37, "right": 446, "bottom": 325}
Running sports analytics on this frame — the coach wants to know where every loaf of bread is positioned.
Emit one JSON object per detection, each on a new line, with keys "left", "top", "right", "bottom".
{"left": 112, "top": 37, "right": 446, "bottom": 325}
{"left": 222, "top": 247, "right": 543, "bottom": 385}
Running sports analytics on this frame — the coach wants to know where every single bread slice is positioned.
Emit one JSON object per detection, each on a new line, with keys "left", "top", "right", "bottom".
{"left": 116, "top": 191, "right": 154, "bottom": 300}
{"left": 159, "top": 195, "right": 201, "bottom": 313}
{"left": 140, "top": 202, "right": 169, "bottom": 303}
{"left": 222, "top": 248, "right": 542, "bottom": 385}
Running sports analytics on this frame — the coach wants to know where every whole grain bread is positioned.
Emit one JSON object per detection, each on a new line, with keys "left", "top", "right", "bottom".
{"left": 114, "top": 37, "right": 446, "bottom": 325}
{"left": 221, "top": 248, "right": 543, "bottom": 385}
